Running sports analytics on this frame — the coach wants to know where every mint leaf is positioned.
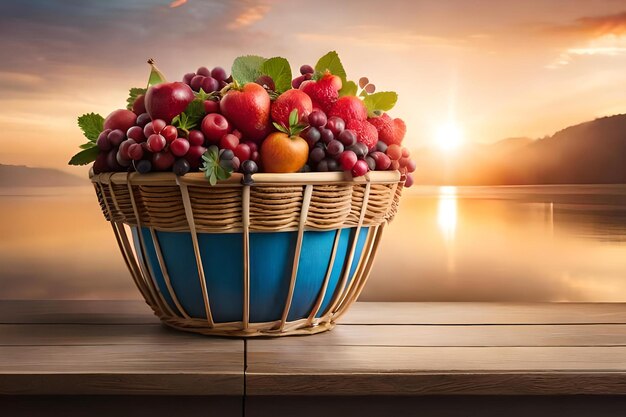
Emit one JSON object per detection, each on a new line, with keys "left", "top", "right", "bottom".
{"left": 261, "top": 57, "right": 292, "bottom": 93}
{"left": 339, "top": 80, "right": 358, "bottom": 97}
{"left": 68, "top": 146, "right": 99, "bottom": 166}
{"left": 314, "top": 51, "right": 347, "bottom": 82}
{"left": 172, "top": 98, "right": 206, "bottom": 133}
{"left": 232, "top": 55, "right": 267, "bottom": 85}
{"left": 289, "top": 108, "right": 298, "bottom": 127}
{"left": 126, "top": 87, "right": 147, "bottom": 110}
{"left": 77, "top": 113, "right": 104, "bottom": 142}
{"left": 79, "top": 142, "right": 96, "bottom": 149}
{"left": 363, "top": 91, "right": 398, "bottom": 117}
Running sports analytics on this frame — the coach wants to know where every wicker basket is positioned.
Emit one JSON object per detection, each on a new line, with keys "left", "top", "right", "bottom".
{"left": 91, "top": 170, "right": 403, "bottom": 337}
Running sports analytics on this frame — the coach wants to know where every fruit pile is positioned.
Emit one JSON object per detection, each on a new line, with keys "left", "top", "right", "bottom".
{"left": 70, "top": 52, "right": 415, "bottom": 186}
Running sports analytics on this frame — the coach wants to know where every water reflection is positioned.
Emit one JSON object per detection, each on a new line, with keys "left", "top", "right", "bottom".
{"left": 437, "top": 186, "right": 457, "bottom": 272}
{"left": 1, "top": 185, "right": 626, "bottom": 302}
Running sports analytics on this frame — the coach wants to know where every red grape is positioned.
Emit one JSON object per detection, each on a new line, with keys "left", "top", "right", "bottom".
{"left": 147, "top": 134, "right": 166, "bottom": 152}
{"left": 231, "top": 156, "right": 241, "bottom": 172}
{"left": 97, "top": 134, "right": 112, "bottom": 151}
{"left": 116, "top": 151, "right": 131, "bottom": 168}
{"left": 245, "top": 141, "right": 257, "bottom": 153}
{"left": 386, "top": 144, "right": 402, "bottom": 161}
{"left": 370, "top": 151, "right": 391, "bottom": 170}
{"left": 144, "top": 119, "right": 165, "bottom": 137}
{"left": 308, "top": 111, "right": 327, "bottom": 128}
{"left": 390, "top": 160, "right": 400, "bottom": 170}
{"left": 326, "top": 117, "right": 345, "bottom": 136}
{"left": 128, "top": 143, "right": 144, "bottom": 160}
{"left": 352, "top": 160, "right": 369, "bottom": 177}
{"left": 152, "top": 151, "right": 175, "bottom": 171}
{"left": 399, "top": 156, "right": 411, "bottom": 168}
{"left": 127, "top": 126, "right": 146, "bottom": 142}
{"left": 119, "top": 139, "right": 136, "bottom": 160}
{"left": 338, "top": 150, "right": 357, "bottom": 171}
{"left": 402, "top": 147, "right": 410, "bottom": 158}
{"left": 232, "top": 129, "right": 243, "bottom": 139}
{"left": 404, "top": 173, "right": 414, "bottom": 187}
{"left": 250, "top": 151, "right": 259, "bottom": 162}
{"left": 234, "top": 143, "right": 251, "bottom": 161}
{"left": 93, "top": 153, "right": 108, "bottom": 174}
{"left": 406, "top": 159, "right": 417, "bottom": 173}
{"left": 220, "top": 134, "right": 239, "bottom": 151}
{"left": 170, "top": 138, "right": 190, "bottom": 157}
{"left": 185, "top": 145, "right": 207, "bottom": 168}
{"left": 161, "top": 125, "right": 178, "bottom": 143}
{"left": 107, "top": 149, "right": 123, "bottom": 171}
{"left": 204, "top": 100, "right": 220, "bottom": 114}
{"left": 136, "top": 113, "right": 151, "bottom": 128}
{"left": 188, "top": 130, "right": 205, "bottom": 146}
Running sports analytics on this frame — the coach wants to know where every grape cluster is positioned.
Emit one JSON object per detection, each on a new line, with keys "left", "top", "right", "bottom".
{"left": 291, "top": 65, "right": 314, "bottom": 89}
{"left": 182, "top": 66, "right": 229, "bottom": 93}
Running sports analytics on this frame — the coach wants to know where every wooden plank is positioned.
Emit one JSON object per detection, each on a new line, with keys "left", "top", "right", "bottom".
{"left": 246, "top": 395, "right": 626, "bottom": 417}
{"left": 0, "top": 300, "right": 157, "bottom": 324}
{"left": 342, "top": 302, "right": 626, "bottom": 325}
{"left": 2, "top": 396, "right": 241, "bottom": 417}
{"left": 0, "top": 342, "right": 243, "bottom": 395}
{"left": 0, "top": 324, "right": 205, "bottom": 346}
{"left": 246, "top": 345, "right": 626, "bottom": 395}
{"left": 247, "top": 324, "right": 626, "bottom": 347}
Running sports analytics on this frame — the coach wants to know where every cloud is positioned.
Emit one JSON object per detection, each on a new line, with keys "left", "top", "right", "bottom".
{"left": 545, "top": 11, "right": 626, "bottom": 68}
{"left": 228, "top": 1, "right": 272, "bottom": 29}
{"left": 169, "top": 0, "right": 188, "bottom": 8}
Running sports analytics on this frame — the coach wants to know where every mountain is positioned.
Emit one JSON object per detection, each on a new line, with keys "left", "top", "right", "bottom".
{"left": 0, "top": 164, "right": 86, "bottom": 187}
{"left": 413, "top": 114, "right": 626, "bottom": 185}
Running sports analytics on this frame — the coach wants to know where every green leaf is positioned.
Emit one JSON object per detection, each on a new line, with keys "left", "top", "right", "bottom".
{"left": 339, "top": 80, "right": 358, "bottom": 97}
{"left": 363, "top": 91, "right": 398, "bottom": 117}
{"left": 172, "top": 98, "right": 206, "bottom": 133}
{"left": 232, "top": 55, "right": 267, "bottom": 85}
{"left": 126, "top": 87, "right": 147, "bottom": 110}
{"left": 272, "top": 122, "right": 288, "bottom": 134}
{"left": 289, "top": 109, "right": 298, "bottom": 127}
{"left": 68, "top": 146, "right": 100, "bottom": 166}
{"left": 201, "top": 148, "right": 232, "bottom": 186}
{"left": 260, "top": 57, "right": 292, "bottom": 93}
{"left": 79, "top": 142, "right": 96, "bottom": 149}
{"left": 77, "top": 113, "right": 104, "bottom": 142}
{"left": 314, "top": 51, "right": 347, "bottom": 82}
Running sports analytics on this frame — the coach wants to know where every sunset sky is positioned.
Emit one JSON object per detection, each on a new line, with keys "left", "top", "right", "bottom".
{"left": 2, "top": 0, "right": 626, "bottom": 173}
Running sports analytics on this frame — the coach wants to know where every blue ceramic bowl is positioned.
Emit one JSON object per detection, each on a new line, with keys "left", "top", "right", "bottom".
{"left": 133, "top": 226, "right": 370, "bottom": 324}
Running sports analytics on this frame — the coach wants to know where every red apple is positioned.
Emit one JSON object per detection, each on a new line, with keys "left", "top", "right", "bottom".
{"left": 104, "top": 109, "right": 137, "bottom": 132}
{"left": 145, "top": 82, "right": 195, "bottom": 123}
{"left": 220, "top": 83, "right": 270, "bottom": 142}
{"left": 201, "top": 113, "right": 231, "bottom": 143}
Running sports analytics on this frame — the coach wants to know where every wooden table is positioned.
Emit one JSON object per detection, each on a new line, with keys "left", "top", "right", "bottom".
{"left": 1, "top": 301, "right": 625, "bottom": 416}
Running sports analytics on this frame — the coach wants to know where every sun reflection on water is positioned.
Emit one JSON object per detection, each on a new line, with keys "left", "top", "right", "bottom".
{"left": 437, "top": 186, "right": 458, "bottom": 272}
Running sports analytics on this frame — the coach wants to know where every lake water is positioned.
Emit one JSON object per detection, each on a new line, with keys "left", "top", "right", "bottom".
{"left": 1, "top": 185, "right": 625, "bottom": 301}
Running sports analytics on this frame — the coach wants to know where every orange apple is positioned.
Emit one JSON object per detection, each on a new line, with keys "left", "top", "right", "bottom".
{"left": 261, "top": 132, "right": 309, "bottom": 173}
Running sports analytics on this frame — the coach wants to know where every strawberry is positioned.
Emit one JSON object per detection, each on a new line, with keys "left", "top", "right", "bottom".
{"left": 328, "top": 96, "right": 367, "bottom": 122}
{"left": 347, "top": 119, "right": 378, "bottom": 150}
{"left": 392, "top": 118, "right": 406, "bottom": 145}
{"left": 367, "top": 113, "right": 394, "bottom": 144}
{"left": 271, "top": 89, "right": 312, "bottom": 128}
{"left": 299, "top": 71, "right": 342, "bottom": 112}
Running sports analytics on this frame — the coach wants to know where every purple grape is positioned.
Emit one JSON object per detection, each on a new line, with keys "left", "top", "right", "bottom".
{"left": 231, "top": 156, "right": 240, "bottom": 172}
{"left": 241, "top": 159, "right": 258, "bottom": 175}
{"left": 183, "top": 72, "right": 195, "bottom": 85}
{"left": 326, "top": 158, "right": 340, "bottom": 171}
{"left": 309, "top": 147, "right": 326, "bottom": 164}
{"left": 133, "top": 159, "right": 152, "bottom": 174}
{"left": 316, "top": 159, "right": 329, "bottom": 172}
{"left": 173, "top": 158, "right": 191, "bottom": 176}
{"left": 365, "top": 155, "right": 376, "bottom": 171}
{"left": 308, "top": 111, "right": 327, "bottom": 128}
{"left": 319, "top": 128, "right": 334, "bottom": 144}
{"left": 338, "top": 129, "right": 357, "bottom": 147}
{"left": 211, "top": 67, "right": 227, "bottom": 82}
{"left": 136, "top": 113, "right": 151, "bottom": 128}
{"left": 348, "top": 142, "right": 368, "bottom": 158}
{"left": 300, "top": 64, "right": 314, "bottom": 75}
{"left": 190, "top": 75, "right": 205, "bottom": 91}
{"left": 326, "top": 140, "right": 344, "bottom": 157}
{"left": 375, "top": 140, "right": 388, "bottom": 153}
{"left": 201, "top": 76, "right": 219, "bottom": 93}
{"left": 292, "top": 75, "right": 307, "bottom": 89}
{"left": 220, "top": 148, "right": 234, "bottom": 160}
{"left": 304, "top": 127, "right": 321, "bottom": 147}
{"left": 107, "top": 129, "right": 126, "bottom": 147}
{"left": 106, "top": 149, "right": 123, "bottom": 171}
{"left": 196, "top": 67, "right": 211, "bottom": 77}
{"left": 255, "top": 75, "right": 275, "bottom": 91}
{"left": 97, "top": 134, "right": 112, "bottom": 151}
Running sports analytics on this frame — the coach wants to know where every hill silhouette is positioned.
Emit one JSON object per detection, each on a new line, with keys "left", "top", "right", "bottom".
{"left": 413, "top": 114, "right": 626, "bottom": 185}
{"left": 0, "top": 164, "right": 85, "bottom": 187}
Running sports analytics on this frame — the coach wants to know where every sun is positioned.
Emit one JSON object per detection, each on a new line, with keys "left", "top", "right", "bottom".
{"left": 435, "top": 122, "right": 464, "bottom": 151}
